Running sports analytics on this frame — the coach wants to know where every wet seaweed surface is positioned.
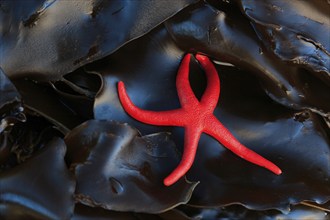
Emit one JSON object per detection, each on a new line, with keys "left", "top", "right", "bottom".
{"left": 0, "top": 0, "right": 329, "bottom": 219}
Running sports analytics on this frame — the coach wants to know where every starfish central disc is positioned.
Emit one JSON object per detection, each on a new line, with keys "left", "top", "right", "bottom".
{"left": 117, "top": 54, "right": 282, "bottom": 186}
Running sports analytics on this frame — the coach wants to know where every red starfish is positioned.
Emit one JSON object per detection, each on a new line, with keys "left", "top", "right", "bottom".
{"left": 118, "top": 54, "right": 282, "bottom": 186}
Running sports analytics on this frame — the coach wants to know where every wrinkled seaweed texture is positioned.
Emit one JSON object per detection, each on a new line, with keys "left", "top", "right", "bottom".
{"left": 0, "top": 68, "right": 25, "bottom": 166}
{"left": 165, "top": 1, "right": 330, "bottom": 117}
{"left": 180, "top": 204, "right": 329, "bottom": 220}
{"left": 0, "top": 0, "right": 197, "bottom": 80}
{"left": 0, "top": 68, "right": 23, "bottom": 131}
{"left": 0, "top": 68, "right": 20, "bottom": 111}
{"left": 238, "top": 0, "right": 330, "bottom": 74}
{"left": 65, "top": 120, "right": 198, "bottom": 214}
{"left": 0, "top": 0, "right": 329, "bottom": 219}
{"left": 237, "top": 0, "right": 330, "bottom": 116}
{"left": 0, "top": 138, "right": 75, "bottom": 219}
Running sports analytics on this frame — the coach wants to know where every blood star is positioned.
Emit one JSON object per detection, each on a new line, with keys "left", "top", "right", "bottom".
{"left": 118, "top": 54, "right": 282, "bottom": 186}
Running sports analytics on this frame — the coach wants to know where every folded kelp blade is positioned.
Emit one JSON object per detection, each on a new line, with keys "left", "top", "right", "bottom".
{"left": 3, "top": 113, "right": 67, "bottom": 171}
{"left": 11, "top": 67, "right": 101, "bottom": 135}
{"left": 73, "top": 204, "right": 192, "bottom": 220}
{"left": 0, "top": 0, "right": 197, "bottom": 80}
{"left": 237, "top": 0, "right": 330, "bottom": 75}
{"left": 0, "top": 138, "right": 75, "bottom": 220}
{"left": 165, "top": 2, "right": 330, "bottom": 116}
{"left": 178, "top": 203, "right": 329, "bottom": 220}
{"left": 65, "top": 120, "right": 198, "bottom": 214}
{"left": 13, "top": 79, "right": 86, "bottom": 134}
{"left": 48, "top": 69, "right": 103, "bottom": 124}
{"left": 0, "top": 68, "right": 23, "bottom": 117}
{"left": 0, "top": 68, "right": 25, "bottom": 166}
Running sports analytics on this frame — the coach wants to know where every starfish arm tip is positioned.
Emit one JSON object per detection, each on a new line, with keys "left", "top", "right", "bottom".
{"left": 118, "top": 81, "right": 126, "bottom": 92}
{"left": 163, "top": 177, "right": 174, "bottom": 186}
{"left": 163, "top": 169, "right": 186, "bottom": 186}
{"left": 260, "top": 159, "right": 282, "bottom": 175}
{"left": 195, "top": 54, "right": 207, "bottom": 61}
{"left": 260, "top": 157, "right": 282, "bottom": 175}
{"left": 274, "top": 167, "right": 282, "bottom": 175}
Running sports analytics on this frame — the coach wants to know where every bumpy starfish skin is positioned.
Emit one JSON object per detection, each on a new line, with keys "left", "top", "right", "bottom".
{"left": 118, "top": 54, "right": 282, "bottom": 186}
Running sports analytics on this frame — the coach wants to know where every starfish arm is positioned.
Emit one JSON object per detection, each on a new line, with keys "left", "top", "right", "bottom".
{"left": 163, "top": 126, "right": 202, "bottom": 186}
{"left": 195, "top": 54, "right": 221, "bottom": 109}
{"left": 118, "top": 81, "right": 183, "bottom": 126}
{"left": 204, "top": 116, "right": 282, "bottom": 175}
{"left": 176, "top": 54, "right": 199, "bottom": 107}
